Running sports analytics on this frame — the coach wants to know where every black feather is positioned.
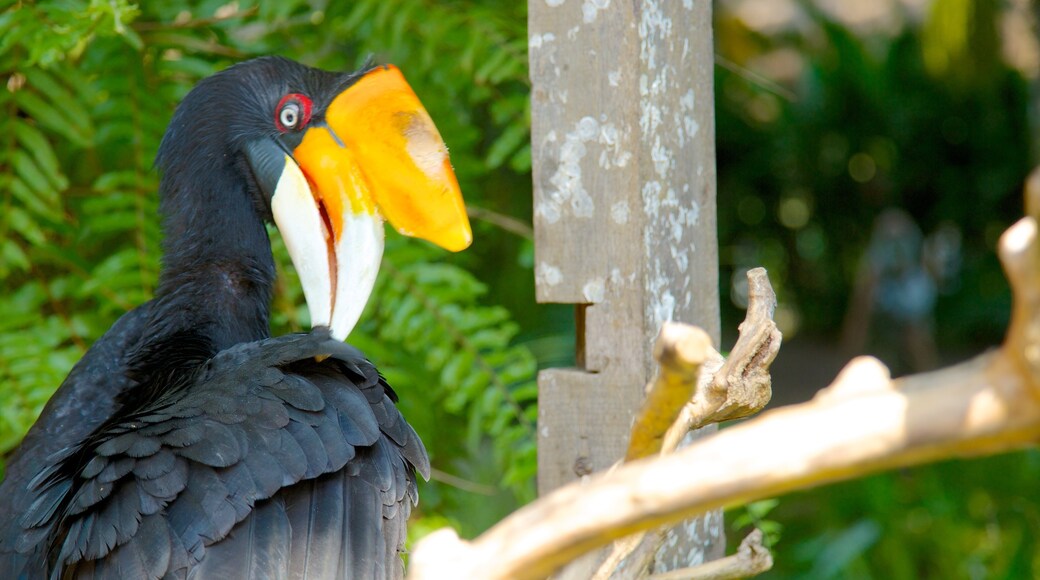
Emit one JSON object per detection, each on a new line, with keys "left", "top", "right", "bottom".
{"left": 188, "top": 497, "right": 291, "bottom": 580}
{"left": 132, "top": 450, "right": 177, "bottom": 481}
{"left": 1, "top": 58, "right": 428, "bottom": 580}
{"left": 162, "top": 424, "right": 205, "bottom": 448}
{"left": 178, "top": 422, "right": 242, "bottom": 467}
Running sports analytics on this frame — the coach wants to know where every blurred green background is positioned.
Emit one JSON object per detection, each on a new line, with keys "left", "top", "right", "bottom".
{"left": 1, "top": 0, "right": 1038, "bottom": 577}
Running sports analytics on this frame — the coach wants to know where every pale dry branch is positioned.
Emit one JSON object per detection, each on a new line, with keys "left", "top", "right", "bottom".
{"left": 589, "top": 534, "right": 647, "bottom": 580}
{"left": 663, "top": 268, "right": 780, "bottom": 454}
{"left": 467, "top": 204, "right": 535, "bottom": 239}
{"left": 625, "top": 324, "right": 713, "bottom": 461}
{"left": 564, "top": 270, "right": 778, "bottom": 580}
{"left": 645, "top": 529, "right": 772, "bottom": 580}
{"left": 563, "top": 333, "right": 712, "bottom": 580}
{"left": 595, "top": 527, "right": 665, "bottom": 580}
{"left": 704, "top": 268, "right": 781, "bottom": 423}
{"left": 631, "top": 269, "right": 778, "bottom": 579}
{"left": 410, "top": 348, "right": 1039, "bottom": 580}
{"left": 1025, "top": 166, "right": 1040, "bottom": 218}
{"left": 408, "top": 199, "right": 1040, "bottom": 580}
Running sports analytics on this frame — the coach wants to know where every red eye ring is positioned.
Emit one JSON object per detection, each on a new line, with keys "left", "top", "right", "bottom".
{"left": 275, "top": 93, "right": 313, "bottom": 132}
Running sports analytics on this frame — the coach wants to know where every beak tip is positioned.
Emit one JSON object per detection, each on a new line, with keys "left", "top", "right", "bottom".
{"left": 457, "top": 231, "right": 474, "bottom": 251}
{"left": 438, "top": 221, "right": 473, "bottom": 252}
{"left": 446, "top": 237, "right": 472, "bottom": 253}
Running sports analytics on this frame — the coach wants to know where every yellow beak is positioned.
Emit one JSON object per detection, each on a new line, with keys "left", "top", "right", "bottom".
{"left": 271, "top": 65, "right": 471, "bottom": 341}
{"left": 293, "top": 65, "right": 472, "bottom": 252}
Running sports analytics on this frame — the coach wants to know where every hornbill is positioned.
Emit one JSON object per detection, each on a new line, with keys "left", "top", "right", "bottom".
{"left": 0, "top": 57, "right": 471, "bottom": 578}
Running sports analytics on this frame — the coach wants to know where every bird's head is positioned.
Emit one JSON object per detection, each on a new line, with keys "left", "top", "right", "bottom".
{"left": 157, "top": 57, "right": 471, "bottom": 341}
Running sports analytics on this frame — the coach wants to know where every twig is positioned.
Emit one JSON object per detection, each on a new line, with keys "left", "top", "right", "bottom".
{"left": 411, "top": 349, "right": 1039, "bottom": 580}
{"left": 713, "top": 54, "right": 797, "bottom": 103}
{"left": 646, "top": 529, "right": 772, "bottom": 580}
{"left": 629, "top": 268, "right": 776, "bottom": 578}
{"left": 467, "top": 204, "right": 534, "bottom": 240}
{"left": 429, "top": 468, "right": 497, "bottom": 496}
{"left": 664, "top": 268, "right": 779, "bottom": 452}
{"left": 625, "top": 324, "right": 712, "bottom": 461}
{"left": 408, "top": 195, "right": 1040, "bottom": 580}
{"left": 141, "top": 31, "right": 247, "bottom": 58}
{"left": 132, "top": 6, "right": 258, "bottom": 31}
{"left": 584, "top": 270, "right": 777, "bottom": 579}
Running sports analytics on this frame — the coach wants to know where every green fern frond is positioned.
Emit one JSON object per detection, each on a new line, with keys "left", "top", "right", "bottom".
{"left": 0, "top": 2, "right": 542, "bottom": 521}
{"left": 362, "top": 238, "right": 538, "bottom": 501}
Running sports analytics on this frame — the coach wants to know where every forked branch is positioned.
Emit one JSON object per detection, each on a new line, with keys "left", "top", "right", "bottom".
{"left": 646, "top": 529, "right": 773, "bottom": 580}
{"left": 588, "top": 268, "right": 779, "bottom": 580}
{"left": 408, "top": 181, "right": 1040, "bottom": 580}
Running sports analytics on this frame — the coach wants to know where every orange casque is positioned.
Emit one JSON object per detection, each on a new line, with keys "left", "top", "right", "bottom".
{"left": 292, "top": 65, "right": 472, "bottom": 253}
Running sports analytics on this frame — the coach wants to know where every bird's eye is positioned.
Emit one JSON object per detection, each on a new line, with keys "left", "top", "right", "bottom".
{"left": 275, "top": 93, "right": 313, "bottom": 133}
{"left": 280, "top": 104, "right": 299, "bottom": 129}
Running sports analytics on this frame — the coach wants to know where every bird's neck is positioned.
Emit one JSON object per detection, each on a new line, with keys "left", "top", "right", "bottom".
{"left": 153, "top": 161, "right": 276, "bottom": 350}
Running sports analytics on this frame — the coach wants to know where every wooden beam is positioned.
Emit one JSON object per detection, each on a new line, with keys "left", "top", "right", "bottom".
{"left": 529, "top": 0, "right": 722, "bottom": 568}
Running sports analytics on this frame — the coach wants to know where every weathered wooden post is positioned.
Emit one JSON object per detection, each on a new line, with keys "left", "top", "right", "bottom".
{"left": 529, "top": 0, "right": 724, "bottom": 570}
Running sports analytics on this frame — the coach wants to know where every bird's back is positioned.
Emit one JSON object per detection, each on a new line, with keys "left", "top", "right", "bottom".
{"left": 1, "top": 329, "right": 428, "bottom": 580}
{"left": 0, "top": 305, "right": 153, "bottom": 575}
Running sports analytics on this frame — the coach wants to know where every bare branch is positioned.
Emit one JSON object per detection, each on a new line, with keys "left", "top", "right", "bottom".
{"left": 664, "top": 268, "right": 780, "bottom": 454}
{"left": 409, "top": 173, "right": 1040, "bottom": 580}
{"left": 574, "top": 270, "right": 778, "bottom": 580}
{"left": 1025, "top": 166, "right": 1040, "bottom": 219}
{"left": 467, "top": 204, "right": 534, "bottom": 239}
{"left": 706, "top": 267, "right": 780, "bottom": 422}
{"left": 646, "top": 529, "right": 772, "bottom": 580}
{"left": 626, "top": 324, "right": 712, "bottom": 461}
{"left": 429, "top": 468, "right": 497, "bottom": 496}
{"left": 411, "top": 350, "right": 1040, "bottom": 580}
{"left": 572, "top": 324, "right": 710, "bottom": 580}
{"left": 409, "top": 208, "right": 1040, "bottom": 580}
{"left": 132, "top": 6, "right": 258, "bottom": 31}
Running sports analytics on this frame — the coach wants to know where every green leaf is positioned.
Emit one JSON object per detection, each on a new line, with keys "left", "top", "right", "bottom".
{"left": 13, "top": 91, "right": 91, "bottom": 148}
{"left": 1, "top": 240, "right": 30, "bottom": 274}
{"left": 22, "top": 69, "right": 93, "bottom": 139}
{"left": 11, "top": 150, "right": 58, "bottom": 204}
{"left": 809, "top": 520, "right": 881, "bottom": 578}
{"left": 509, "top": 143, "right": 531, "bottom": 173}
{"left": 9, "top": 177, "right": 59, "bottom": 219}
{"left": 13, "top": 121, "right": 68, "bottom": 191}
{"left": 485, "top": 122, "right": 528, "bottom": 170}
{"left": 6, "top": 207, "right": 48, "bottom": 246}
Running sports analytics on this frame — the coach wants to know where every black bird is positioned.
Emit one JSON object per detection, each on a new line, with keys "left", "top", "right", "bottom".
{"left": 0, "top": 57, "right": 471, "bottom": 579}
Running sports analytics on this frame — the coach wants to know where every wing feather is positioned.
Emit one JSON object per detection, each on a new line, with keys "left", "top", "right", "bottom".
{"left": 12, "top": 331, "right": 426, "bottom": 579}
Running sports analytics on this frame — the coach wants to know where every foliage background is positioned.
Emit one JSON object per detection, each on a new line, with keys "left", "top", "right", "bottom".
{"left": 1, "top": 0, "right": 1038, "bottom": 577}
